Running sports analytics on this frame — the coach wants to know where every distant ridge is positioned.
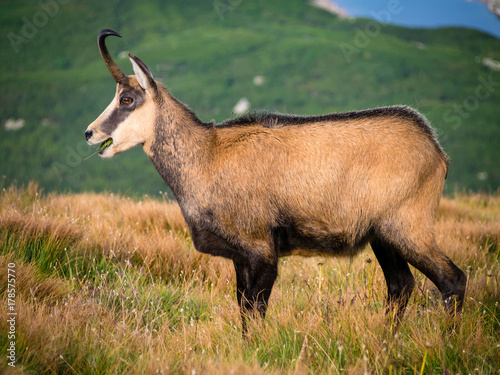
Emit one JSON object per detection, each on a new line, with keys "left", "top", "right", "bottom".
{"left": 311, "top": 0, "right": 349, "bottom": 18}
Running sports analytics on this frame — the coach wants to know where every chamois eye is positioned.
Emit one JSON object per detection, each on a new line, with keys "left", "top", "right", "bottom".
{"left": 120, "top": 97, "right": 133, "bottom": 105}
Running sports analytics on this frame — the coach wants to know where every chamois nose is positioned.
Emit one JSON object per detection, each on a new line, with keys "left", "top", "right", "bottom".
{"left": 85, "top": 130, "right": 93, "bottom": 141}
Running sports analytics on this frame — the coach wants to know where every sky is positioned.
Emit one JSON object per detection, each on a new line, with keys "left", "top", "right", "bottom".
{"left": 334, "top": 0, "right": 500, "bottom": 38}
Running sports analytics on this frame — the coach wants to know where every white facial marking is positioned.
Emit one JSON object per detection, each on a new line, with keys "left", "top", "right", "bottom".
{"left": 100, "top": 99, "right": 156, "bottom": 158}
{"left": 85, "top": 88, "right": 119, "bottom": 145}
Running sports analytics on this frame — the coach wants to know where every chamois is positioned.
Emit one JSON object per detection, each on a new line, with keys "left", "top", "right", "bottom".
{"left": 85, "top": 29, "right": 466, "bottom": 334}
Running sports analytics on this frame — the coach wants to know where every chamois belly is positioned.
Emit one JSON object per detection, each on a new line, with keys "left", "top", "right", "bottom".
{"left": 274, "top": 224, "right": 373, "bottom": 258}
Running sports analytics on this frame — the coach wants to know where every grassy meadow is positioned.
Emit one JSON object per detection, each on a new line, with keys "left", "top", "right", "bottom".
{"left": 0, "top": 183, "right": 499, "bottom": 374}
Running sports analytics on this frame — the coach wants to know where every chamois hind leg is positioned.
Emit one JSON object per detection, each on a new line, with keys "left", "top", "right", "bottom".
{"left": 378, "top": 217, "right": 466, "bottom": 321}
{"left": 233, "top": 254, "right": 278, "bottom": 336}
{"left": 400, "top": 239, "right": 466, "bottom": 318}
{"left": 370, "top": 237, "right": 415, "bottom": 331}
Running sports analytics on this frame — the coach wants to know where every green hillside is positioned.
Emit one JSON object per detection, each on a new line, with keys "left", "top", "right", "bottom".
{"left": 1, "top": 0, "right": 499, "bottom": 196}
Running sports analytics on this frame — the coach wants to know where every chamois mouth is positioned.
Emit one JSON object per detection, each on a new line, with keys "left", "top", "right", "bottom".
{"left": 99, "top": 138, "right": 113, "bottom": 155}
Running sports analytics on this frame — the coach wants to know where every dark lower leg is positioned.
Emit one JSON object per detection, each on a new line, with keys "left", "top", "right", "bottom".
{"left": 430, "top": 260, "right": 467, "bottom": 317}
{"left": 370, "top": 238, "right": 415, "bottom": 330}
{"left": 402, "top": 247, "right": 466, "bottom": 319}
{"left": 234, "top": 257, "right": 278, "bottom": 336}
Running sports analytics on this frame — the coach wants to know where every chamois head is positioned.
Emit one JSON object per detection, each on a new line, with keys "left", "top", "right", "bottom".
{"left": 85, "top": 29, "right": 158, "bottom": 158}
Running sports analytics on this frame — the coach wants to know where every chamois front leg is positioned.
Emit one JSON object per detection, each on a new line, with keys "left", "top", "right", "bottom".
{"left": 233, "top": 255, "right": 278, "bottom": 336}
{"left": 370, "top": 238, "right": 416, "bottom": 332}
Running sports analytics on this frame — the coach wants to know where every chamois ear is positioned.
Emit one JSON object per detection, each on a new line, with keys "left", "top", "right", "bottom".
{"left": 128, "top": 53, "right": 157, "bottom": 95}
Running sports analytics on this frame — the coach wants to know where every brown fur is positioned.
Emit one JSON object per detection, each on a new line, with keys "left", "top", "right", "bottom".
{"left": 86, "top": 29, "right": 466, "bottom": 334}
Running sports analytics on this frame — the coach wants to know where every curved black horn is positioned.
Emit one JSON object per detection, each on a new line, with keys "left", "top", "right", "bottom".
{"left": 98, "top": 29, "right": 127, "bottom": 83}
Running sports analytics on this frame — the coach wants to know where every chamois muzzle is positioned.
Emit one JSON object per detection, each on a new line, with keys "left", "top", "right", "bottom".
{"left": 98, "top": 28, "right": 127, "bottom": 84}
{"left": 85, "top": 130, "right": 93, "bottom": 141}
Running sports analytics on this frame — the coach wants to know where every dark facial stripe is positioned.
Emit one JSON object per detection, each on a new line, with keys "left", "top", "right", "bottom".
{"left": 100, "top": 87, "right": 146, "bottom": 135}
{"left": 101, "top": 108, "right": 132, "bottom": 135}
{"left": 101, "top": 106, "right": 132, "bottom": 134}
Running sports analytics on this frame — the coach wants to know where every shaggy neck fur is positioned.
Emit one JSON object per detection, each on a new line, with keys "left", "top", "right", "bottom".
{"left": 147, "top": 87, "right": 212, "bottom": 203}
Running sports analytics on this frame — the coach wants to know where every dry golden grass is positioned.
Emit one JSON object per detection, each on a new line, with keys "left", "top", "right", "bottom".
{"left": 1, "top": 183, "right": 499, "bottom": 374}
